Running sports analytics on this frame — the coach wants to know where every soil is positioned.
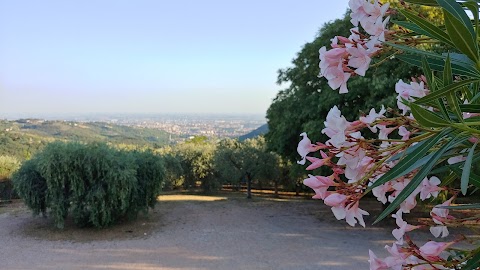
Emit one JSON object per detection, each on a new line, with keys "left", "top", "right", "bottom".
{"left": 0, "top": 192, "right": 472, "bottom": 270}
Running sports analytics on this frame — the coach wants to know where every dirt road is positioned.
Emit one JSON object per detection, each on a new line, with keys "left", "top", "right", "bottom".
{"left": 0, "top": 193, "right": 406, "bottom": 270}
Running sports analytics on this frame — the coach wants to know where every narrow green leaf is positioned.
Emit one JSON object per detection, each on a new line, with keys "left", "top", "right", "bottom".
{"left": 389, "top": 43, "right": 477, "bottom": 70}
{"left": 369, "top": 129, "right": 451, "bottom": 190}
{"left": 462, "top": 249, "right": 480, "bottom": 270}
{"left": 443, "top": 54, "right": 453, "bottom": 85}
{"left": 396, "top": 54, "right": 480, "bottom": 78}
{"left": 411, "top": 103, "right": 451, "bottom": 127}
{"left": 437, "top": 203, "right": 480, "bottom": 209}
{"left": 387, "top": 139, "right": 427, "bottom": 163}
{"left": 415, "top": 79, "right": 479, "bottom": 104}
{"left": 443, "top": 11, "right": 479, "bottom": 62}
{"left": 374, "top": 134, "right": 464, "bottom": 224}
{"left": 461, "top": 142, "right": 478, "bottom": 195}
{"left": 463, "top": 1, "right": 479, "bottom": 38}
{"left": 437, "top": 0, "right": 476, "bottom": 38}
{"left": 460, "top": 104, "right": 480, "bottom": 113}
{"left": 399, "top": 9, "right": 454, "bottom": 46}
{"left": 451, "top": 165, "right": 480, "bottom": 188}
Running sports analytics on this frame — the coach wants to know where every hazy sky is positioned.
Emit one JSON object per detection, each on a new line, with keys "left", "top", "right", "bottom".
{"left": 0, "top": 0, "right": 350, "bottom": 116}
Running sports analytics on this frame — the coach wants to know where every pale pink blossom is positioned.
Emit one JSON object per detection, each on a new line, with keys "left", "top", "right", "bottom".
{"left": 384, "top": 243, "right": 409, "bottom": 269}
{"left": 430, "top": 197, "right": 455, "bottom": 238}
{"left": 347, "top": 43, "right": 372, "bottom": 76}
{"left": 297, "top": 132, "right": 324, "bottom": 165}
{"left": 377, "top": 124, "right": 396, "bottom": 140}
{"left": 419, "top": 241, "right": 455, "bottom": 260}
{"left": 345, "top": 201, "right": 369, "bottom": 227}
{"left": 322, "top": 106, "right": 350, "bottom": 147}
{"left": 419, "top": 176, "right": 441, "bottom": 201}
{"left": 325, "top": 64, "right": 351, "bottom": 93}
{"left": 398, "top": 126, "right": 410, "bottom": 140}
{"left": 395, "top": 79, "right": 428, "bottom": 114}
{"left": 359, "top": 105, "right": 386, "bottom": 132}
{"left": 303, "top": 174, "right": 335, "bottom": 200}
{"left": 447, "top": 155, "right": 466, "bottom": 164}
{"left": 368, "top": 250, "right": 389, "bottom": 270}
{"left": 392, "top": 210, "right": 420, "bottom": 244}
{"left": 305, "top": 150, "right": 330, "bottom": 170}
{"left": 362, "top": 16, "right": 390, "bottom": 41}
{"left": 324, "top": 193, "right": 348, "bottom": 220}
{"left": 372, "top": 182, "right": 392, "bottom": 204}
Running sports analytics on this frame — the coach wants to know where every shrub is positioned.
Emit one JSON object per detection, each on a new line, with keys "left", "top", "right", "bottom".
{"left": 12, "top": 142, "right": 165, "bottom": 228}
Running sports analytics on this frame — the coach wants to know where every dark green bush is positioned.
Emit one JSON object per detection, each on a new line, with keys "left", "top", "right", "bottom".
{"left": 12, "top": 142, "right": 165, "bottom": 228}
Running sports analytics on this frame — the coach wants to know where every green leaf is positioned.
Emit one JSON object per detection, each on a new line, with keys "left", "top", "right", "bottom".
{"left": 414, "top": 79, "right": 479, "bottom": 104}
{"left": 443, "top": 54, "right": 453, "bottom": 85}
{"left": 396, "top": 54, "right": 480, "bottom": 78}
{"left": 461, "top": 142, "right": 478, "bottom": 195}
{"left": 392, "top": 20, "right": 432, "bottom": 37}
{"left": 443, "top": 11, "right": 479, "bottom": 62}
{"left": 369, "top": 129, "right": 451, "bottom": 190}
{"left": 462, "top": 248, "right": 480, "bottom": 270}
{"left": 437, "top": 0, "right": 476, "bottom": 38}
{"left": 389, "top": 43, "right": 477, "bottom": 70}
{"left": 399, "top": 9, "right": 454, "bottom": 46}
{"left": 437, "top": 203, "right": 480, "bottom": 209}
{"left": 459, "top": 104, "right": 480, "bottom": 113}
{"left": 411, "top": 103, "right": 452, "bottom": 127}
{"left": 451, "top": 165, "right": 480, "bottom": 189}
{"left": 374, "top": 134, "right": 465, "bottom": 224}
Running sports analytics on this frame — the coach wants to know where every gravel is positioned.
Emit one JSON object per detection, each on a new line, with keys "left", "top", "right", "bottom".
{"left": 0, "top": 193, "right": 410, "bottom": 270}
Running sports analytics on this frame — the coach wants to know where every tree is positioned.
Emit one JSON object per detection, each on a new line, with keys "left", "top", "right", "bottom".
{"left": 214, "top": 137, "right": 282, "bottom": 196}
{"left": 265, "top": 11, "right": 420, "bottom": 164}
{"left": 174, "top": 137, "right": 218, "bottom": 191}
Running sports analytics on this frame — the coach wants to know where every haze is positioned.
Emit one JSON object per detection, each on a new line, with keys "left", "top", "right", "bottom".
{"left": 0, "top": 0, "right": 350, "bottom": 117}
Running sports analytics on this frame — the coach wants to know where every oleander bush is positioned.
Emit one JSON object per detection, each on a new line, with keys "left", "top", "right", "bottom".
{"left": 12, "top": 141, "right": 166, "bottom": 228}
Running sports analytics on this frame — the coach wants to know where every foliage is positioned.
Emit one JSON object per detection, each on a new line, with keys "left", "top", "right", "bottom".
{"left": 0, "top": 119, "right": 171, "bottom": 162}
{"left": 12, "top": 141, "right": 166, "bottom": 228}
{"left": 295, "top": 0, "right": 480, "bottom": 268}
{"left": 214, "top": 137, "right": 281, "bottom": 191}
{"left": 265, "top": 12, "right": 420, "bottom": 164}
{"left": 0, "top": 155, "right": 20, "bottom": 180}
{"left": 174, "top": 138, "right": 218, "bottom": 191}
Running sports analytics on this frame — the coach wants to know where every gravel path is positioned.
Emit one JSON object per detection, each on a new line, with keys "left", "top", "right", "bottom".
{"left": 0, "top": 193, "right": 403, "bottom": 270}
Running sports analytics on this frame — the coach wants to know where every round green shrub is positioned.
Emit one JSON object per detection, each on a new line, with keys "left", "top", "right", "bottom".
{"left": 12, "top": 141, "right": 165, "bottom": 228}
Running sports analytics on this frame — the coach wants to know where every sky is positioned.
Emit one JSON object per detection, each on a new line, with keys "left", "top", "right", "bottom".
{"left": 0, "top": 0, "right": 350, "bottom": 117}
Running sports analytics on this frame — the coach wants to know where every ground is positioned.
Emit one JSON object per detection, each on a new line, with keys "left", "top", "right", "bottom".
{"left": 0, "top": 192, "right": 467, "bottom": 270}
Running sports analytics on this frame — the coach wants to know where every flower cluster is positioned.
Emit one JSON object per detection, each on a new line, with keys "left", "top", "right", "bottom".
{"left": 319, "top": 0, "right": 390, "bottom": 93}
{"left": 299, "top": 0, "right": 480, "bottom": 269}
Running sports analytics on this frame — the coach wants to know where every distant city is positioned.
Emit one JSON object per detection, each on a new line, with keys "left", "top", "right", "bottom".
{"left": 0, "top": 113, "right": 267, "bottom": 140}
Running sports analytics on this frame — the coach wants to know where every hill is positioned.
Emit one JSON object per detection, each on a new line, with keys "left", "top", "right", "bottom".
{"left": 238, "top": 124, "right": 268, "bottom": 141}
{"left": 0, "top": 119, "right": 171, "bottom": 160}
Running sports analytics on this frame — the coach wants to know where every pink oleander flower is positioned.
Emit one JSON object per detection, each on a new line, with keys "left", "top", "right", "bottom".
{"left": 296, "top": 132, "right": 325, "bottom": 165}
{"left": 389, "top": 179, "right": 420, "bottom": 213}
{"left": 368, "top": 250, "right": 389, "bottom": 270}
{"left": 345, "top": 201, "right": 369, "bottom": 227}
{"left": 359, "top": 105, "right": 386, "bottom": 132}
{"left": 305, "top": 150, "right": 330, "bottom": 170}
{"left": 430, "top": 197, "right": 455, "bottom": 238}
{"left": 419, "top": 176, "right": 441, "bottom": 201}
{"left": 362, "top": 15, "right": 390, "bottom": 41}
{"left": 322, "top": 106, "right": 350, "bottom": 147}
{"left": 447, "top": 155, "right": 466, "bottom": 164}
{"left": 397, "top": 126, "right": 410, "bottom": 140}
{"left": 303, "top": 174, "right": 335, "bottom": 200}
{"left": 324, "top": 193, "right": 348, "bottom": 220}
{"left": 325, "top": 64, "right": 352, "bottom": 94}
{"left": 419, "top": 241, "right": 455, "bottom": 261}
{"left": 372, "top": 182, "right": 392, "bottom": 204}
{"left": 384, "top": 243, "right": 409, "bottom": 269}
{"left": 392, "top": 210, "right": 420, "bottom": 244}
{"left": 347, "top": 43, "right": 372, "bottom": 76}
{"left": 395, "top": 79, "right": 428, "bottom": 115}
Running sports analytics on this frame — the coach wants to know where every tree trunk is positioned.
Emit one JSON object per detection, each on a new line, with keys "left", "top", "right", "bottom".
{"left": 246, "top": 174, "right": 252, "bottom": 199}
